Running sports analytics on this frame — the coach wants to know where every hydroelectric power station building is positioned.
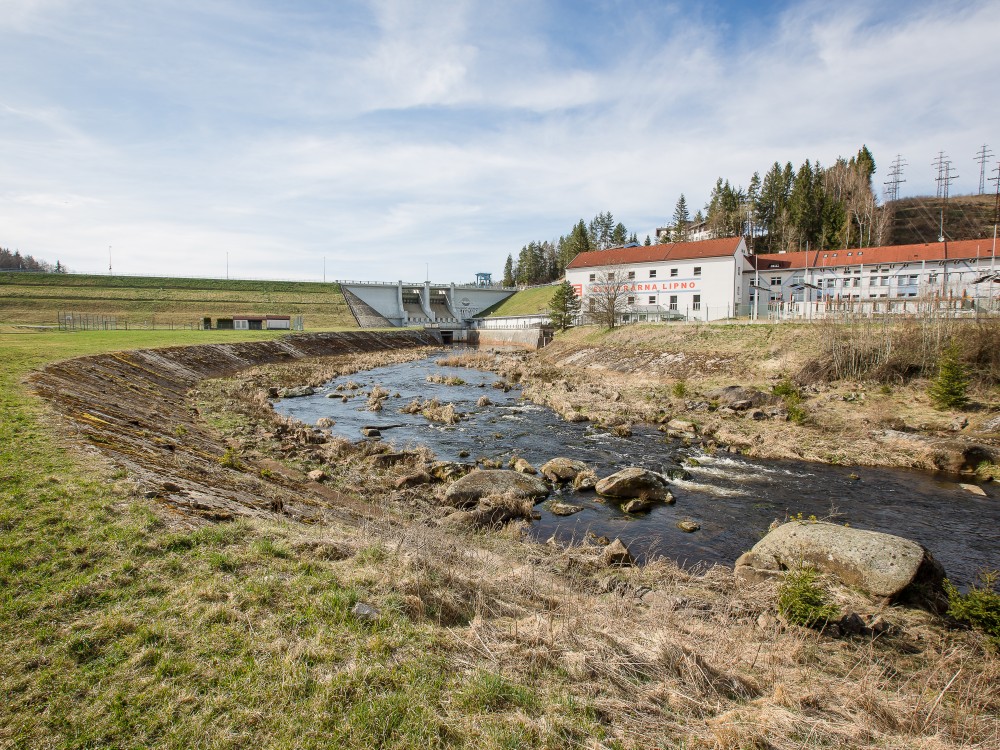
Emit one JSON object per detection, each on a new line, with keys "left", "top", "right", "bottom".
{"left": 564, "top": 237, "right": 999, "bottom": 323}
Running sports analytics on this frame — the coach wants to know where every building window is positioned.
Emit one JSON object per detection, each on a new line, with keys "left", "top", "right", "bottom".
{"left": 648, "top": 295, "right": 656, "bottom": 304}
{"left": 907, "top": 274, "right": 918, "bottom": 285}
{"left": 670, "top": 268, "right": 678, "bottom": 277}
{"left": 881, "top": 276, "right": 890, "bottom": 286}
{"left": 669, "top": 295, "right": 678, "bottom": 311}
{"left": 607, "top": 272, "right": 615, "bottom": 281}
{"left": 852, "top": 278, "right": 860, "bottom": 287}
{"left": 627, "top": 296, "right": 635, "bottom": 305}
{"left": 693, "top": 266, "right": 702, "bottom": 276}
{"left": 770, "top": 276, "right": 781, "bottom": 286}
{"left": 928, "top": 273, "right": 938, "bottom": 284}
{"left": 692, "top": 294, "right": 701, "bottom": 310}
{"left": 627, "top": 271, "right": 635, "bottom": 280}
{"left": 649, "top": 269, "right": 657, "bottom": 278}
{"left": 589, "top": 273, "right": 595, "bottom": 282}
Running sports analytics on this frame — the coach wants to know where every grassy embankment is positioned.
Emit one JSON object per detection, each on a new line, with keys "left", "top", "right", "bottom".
{"left": 478, "top": 285, "right": 557, "bottom": 317}
{"left": 0, "top": 272, "right": 357, "bottom": 329}
{"left": 0, "top": 327, "right": 598, "bottom": 748}
{"left": 527, "top": 320, "right": 1000, "bottom": 474}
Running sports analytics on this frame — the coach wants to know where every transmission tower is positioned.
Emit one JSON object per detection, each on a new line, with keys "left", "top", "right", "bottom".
{"left": 932, "top": 151, "right": 958, "bottom": 200}
{"left": 975, "top": 144, "right": 994, "bottom": 194}
{"left": 883, "top": 153, "right": 907, "bottom": 203}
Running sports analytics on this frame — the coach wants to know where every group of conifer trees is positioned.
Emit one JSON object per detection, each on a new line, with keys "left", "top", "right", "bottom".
{"left": 501, "top": 212, "right": 642, "bottom": 286}
{"left": 681, "top": 145, "right": 886, "bottom": 254}
{"left": 0, "top": 248, "right": 66, "bottom": 273}
{"left": 501, "top": 145, "right": 887, "bottom": 286}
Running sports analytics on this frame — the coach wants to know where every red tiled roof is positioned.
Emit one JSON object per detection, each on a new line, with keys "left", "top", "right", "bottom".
{"left": 566, "top": 237, "right": 744, "bottom": 269}
{"left": 750, "top": 239, "right": 999, "bottom": 270}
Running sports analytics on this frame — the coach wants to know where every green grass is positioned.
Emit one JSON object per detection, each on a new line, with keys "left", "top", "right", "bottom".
{"left": 0, "top": 327, "right": 588, "bottom": 748}
{"left": 0, "top": 271, "right": 357, "bottom": 329}
{"left": 478, "top": 285, "right": 557, "bottom": 317}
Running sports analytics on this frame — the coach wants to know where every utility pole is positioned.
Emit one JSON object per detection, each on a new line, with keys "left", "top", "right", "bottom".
{"left": 932, "top": 152, "right": 958, "bottom": 241}
{"left": 883, "top": 153, "right": 907, "bottom": 203}
{"left": 975, "top": 144, "right": 994, "bottom": 195}
{"left": 108, "top": 246, "right": 112, "bottom": 276}
{"left": 323, "top": 256, "right": 326, "bottom": 283}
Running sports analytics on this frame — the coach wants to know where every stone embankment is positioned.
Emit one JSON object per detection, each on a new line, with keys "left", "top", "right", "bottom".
{"left": 30, "top": 331, "right": 435, "bottom": 525}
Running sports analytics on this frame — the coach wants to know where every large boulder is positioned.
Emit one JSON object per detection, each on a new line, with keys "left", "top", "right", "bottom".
{"left": 596, "top": 468, "right": 671, "bottom": 501}
{"left": 540, "top": 458, "right": 589, "bottom": 483}
{"left": 444, "top": 469, "right": 550, "bottom": 508}
{"left": 706, "top": 386, "right": 775, "bottom": 409}
{"left": 735, "top": 521, "right": 946, "bottom": 603}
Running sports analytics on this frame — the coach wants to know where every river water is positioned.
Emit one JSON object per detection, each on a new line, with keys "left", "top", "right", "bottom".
{"left": 274, "top": 355, "right": 998, "bottom": 586}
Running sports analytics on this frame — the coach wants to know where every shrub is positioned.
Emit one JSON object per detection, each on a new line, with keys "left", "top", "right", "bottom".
{"left": 218, "top": 447, "right": 244, "bottom": 470}
{"left": 771, "top": 379, "right": 798, "bottom": 397}
{"left": 671, "top": 380, "right": 688, "bottom": 398}
{"left": 778, "top": 567, "right": 840, "bottom": 628}
{"left": 929, "top": 345, "right": 970, "bottom": 409}
{"left": 944, "top": 571, "right": 1000, "bottom": 647}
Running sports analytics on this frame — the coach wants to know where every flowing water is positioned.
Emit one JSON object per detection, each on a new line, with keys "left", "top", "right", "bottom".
{"left": 274, "top": 355, "right": 999, "bottom": 586}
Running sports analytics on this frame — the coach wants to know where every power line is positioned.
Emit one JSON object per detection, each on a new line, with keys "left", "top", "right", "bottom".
{"left": 883, "top": 153, "right": 907, "bottom": 202}
{"left": 975, "top": 144, "right": 994, "bottom": 195}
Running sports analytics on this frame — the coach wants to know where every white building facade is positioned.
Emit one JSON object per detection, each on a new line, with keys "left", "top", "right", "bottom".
{"left": 562, "top": 237, "right": 999, "bottom": 324}
{"left": 564, "top": 237, "right": 749, "bottom": 323}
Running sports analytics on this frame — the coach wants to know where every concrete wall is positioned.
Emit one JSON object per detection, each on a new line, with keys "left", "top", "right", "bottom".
{"left": 469, "top": 327, "right": 552, "bottom": 349}
{"left": 342, "top": 282, "right": 515, "bottom": 326}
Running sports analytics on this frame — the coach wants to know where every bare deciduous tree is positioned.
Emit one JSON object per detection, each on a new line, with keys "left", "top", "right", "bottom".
{"left": 585, "top": 266, "right": 631, "bottom": 329}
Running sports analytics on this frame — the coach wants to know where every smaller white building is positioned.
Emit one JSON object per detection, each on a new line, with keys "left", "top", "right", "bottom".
{"left": 564, "top": 237, "right": 749, "bottom": 323}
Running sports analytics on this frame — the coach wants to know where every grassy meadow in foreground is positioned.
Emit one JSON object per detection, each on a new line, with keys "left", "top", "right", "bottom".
{"left": 0, "top": 328, "right": 590, "bottom": 749}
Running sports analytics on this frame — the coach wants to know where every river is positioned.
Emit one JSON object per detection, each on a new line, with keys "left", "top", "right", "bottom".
{"left": 273, "top": 354, "right": 998, "bottom": 587}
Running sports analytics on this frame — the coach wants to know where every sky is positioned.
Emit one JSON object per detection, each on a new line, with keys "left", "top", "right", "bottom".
{"left": 2, "top": 0, "right": 999, "bottom": 282}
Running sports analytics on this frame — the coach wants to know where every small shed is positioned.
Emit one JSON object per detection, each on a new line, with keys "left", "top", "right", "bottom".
{"left": 233, "top": 314, "right": 291, "bottom": 330}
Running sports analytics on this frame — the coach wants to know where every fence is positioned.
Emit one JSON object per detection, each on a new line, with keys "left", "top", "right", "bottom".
{"left": 58, "top": 312, "right": 201, "bottom": 331}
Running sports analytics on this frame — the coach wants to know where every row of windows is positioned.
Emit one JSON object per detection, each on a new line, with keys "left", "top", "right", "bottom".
{"left": 589, "top": 266, "right": 702, "bottom": 282}
{"left": 771, "top": 273, "right": 940, "bottom": 287}
{"left": 624, "top": 294, "right": 702, "bottom": 310}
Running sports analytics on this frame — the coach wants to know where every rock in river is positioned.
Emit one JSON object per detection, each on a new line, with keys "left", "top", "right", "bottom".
{"left": 278, "top": 385, "right": 316, "bottom": 398}
{"left": 596, "top": 467, "right": 672, "bottom": 501}
{"left": 735, "top": 520, "right": 946, "bottom": 604}
{"left": 444, "top": 469, "right": 550, "bottom": 509}
{"left": 540, "top": 457, "right": 589, "bottom": 483}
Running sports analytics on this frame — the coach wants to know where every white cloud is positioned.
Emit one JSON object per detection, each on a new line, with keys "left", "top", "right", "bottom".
{"left": 1, "top": 1, "right": 998, "bottom": 281}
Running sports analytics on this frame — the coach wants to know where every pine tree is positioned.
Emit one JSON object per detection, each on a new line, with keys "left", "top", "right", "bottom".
{"left": 611, "top": 222, "right": 628, "bottom": 247}
{"left": 672, "top": 194, "right": 690, "bottom": 241}
{"left": 643, "top": 235, "right": 651, "bottom": 246}
{"left": 548, "top": 280, "right": 581, "bottom": 331}
{"left": 929, "top": 346, "right": 970, "bottom": 410}
{"left": 502, "top": 254, "right": 515, "bottom": 287}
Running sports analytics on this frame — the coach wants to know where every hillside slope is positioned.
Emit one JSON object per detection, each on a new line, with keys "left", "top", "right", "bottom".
{"left": 888, "top": 194, "right": 998, "bottom": 245}
{"left": 0, "top": 272, "right": 356, "bottom": 329}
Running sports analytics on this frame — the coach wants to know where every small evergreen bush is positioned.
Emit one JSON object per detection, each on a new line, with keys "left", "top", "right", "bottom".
{"left": 778, "top": 567, "right": 840, "bottom": 628}
{"left": 944, "top": 571, "right": 1000, "bottom": 647}
{"left": 929, "top": 345, "right": 969, "bottom": 409}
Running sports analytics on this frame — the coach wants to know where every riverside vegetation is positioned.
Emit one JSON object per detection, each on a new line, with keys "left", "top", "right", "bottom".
{"left": 1, "top": 322, "right": 998, "bottom": 748}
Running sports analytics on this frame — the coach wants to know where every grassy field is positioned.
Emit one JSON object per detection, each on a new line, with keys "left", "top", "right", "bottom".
{"left": 478, "top": 285, "right": 557, "bottom": 317}
{"left": 0, "top": 327, "right": 594, "bottom": 749}
{"left": 0, "top": 272, "right": 357, "bottom": 329}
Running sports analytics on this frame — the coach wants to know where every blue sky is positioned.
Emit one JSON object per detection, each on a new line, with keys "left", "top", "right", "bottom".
{"left": 2, "top": 0, "right": 998, "bottom": 281}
